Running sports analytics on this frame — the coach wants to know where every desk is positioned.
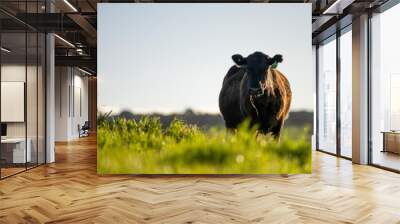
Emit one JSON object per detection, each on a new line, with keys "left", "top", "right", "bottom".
{"left": 382, "top": 131, "right": 400, "bottom": 154}
{"left": 1, "top": 138, "right": 31, "bottom": 163}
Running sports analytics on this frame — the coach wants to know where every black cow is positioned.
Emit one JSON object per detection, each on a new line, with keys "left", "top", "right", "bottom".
{"left": 218, "top": 51, "right": 292, "bottom": 139}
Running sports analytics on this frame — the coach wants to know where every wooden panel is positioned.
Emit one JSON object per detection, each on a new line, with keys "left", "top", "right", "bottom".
{"left": 385, "top": 132, "right": 400, "bottom": 154}
{"left": 88, "top": 77, "right": 97, "bottom": 132}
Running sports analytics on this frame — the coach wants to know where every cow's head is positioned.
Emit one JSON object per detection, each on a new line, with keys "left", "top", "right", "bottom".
{"left": 232, "top": 52, "right": 283, "bottom": 89}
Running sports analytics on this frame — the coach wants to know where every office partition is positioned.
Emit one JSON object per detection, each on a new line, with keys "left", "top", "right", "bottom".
{"left": 0, "top": 31, "right": 28, "bottom": 177}
{"left": 0, "top": 1, "right": 47, "bottom": 179}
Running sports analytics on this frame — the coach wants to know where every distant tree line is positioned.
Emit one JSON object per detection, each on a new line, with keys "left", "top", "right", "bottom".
{"left": 113, "top": 109, "right": 313, "bottom": 131}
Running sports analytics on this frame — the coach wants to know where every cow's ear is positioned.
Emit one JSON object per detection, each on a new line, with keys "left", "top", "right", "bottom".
{"left": 272, "top": 54, "right": 283, "bottom": 63}
{"left": 270, "top": 54, "right": 283, "bottom": 69}
{"left": 232, "top": 54, "right": 247, "bottom": 66}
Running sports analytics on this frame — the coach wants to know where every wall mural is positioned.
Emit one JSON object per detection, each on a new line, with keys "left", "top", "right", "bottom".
{"left": 97, "top": 3, "right": 313, "bottom": 174}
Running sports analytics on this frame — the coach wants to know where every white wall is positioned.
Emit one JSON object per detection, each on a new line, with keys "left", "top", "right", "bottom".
{"left": 1, "top": 65, "right": 38, "bottom": 138}
{"left": 55, "top": 66, "right": 70, "bottom": 141}
{"left": 1, "top": 63, "right": 46, "bottom": 164}
{"left": 72, "top": 73, "right": 89, "bottom": 138}
{"left": 1, "top": 66, "right": 26, "bottom": 139}
{"left": 55, "top": 67, "right": 89, "bottom": 141}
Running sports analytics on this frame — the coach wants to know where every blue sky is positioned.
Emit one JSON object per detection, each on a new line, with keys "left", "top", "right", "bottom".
{"left": 98, "top": 3, "right": 312, "bottom": 114}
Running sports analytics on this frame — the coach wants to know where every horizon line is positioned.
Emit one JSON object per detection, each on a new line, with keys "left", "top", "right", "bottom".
{"left": 98, "top": 108, "right": 314, "bottom": 116}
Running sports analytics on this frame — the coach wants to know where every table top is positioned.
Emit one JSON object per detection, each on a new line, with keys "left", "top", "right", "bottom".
{"left": 1, "top": 138, "right": 30, "bottom": 143}
{"left": 381, "top": 131, "right": 400, "bottom": 134}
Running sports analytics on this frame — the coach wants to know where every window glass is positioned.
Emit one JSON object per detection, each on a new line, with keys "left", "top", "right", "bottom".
{"left": 318, "top": 36, "right": 337, "bottom": 154}
{"left": 371, "top": 4, "right": 400, "bottom": 171}
{"left": 0, "top": 1, "right": 46, "bottom": 178}
{"left": 340, "top": 29, "right": 352, "bottom": 158}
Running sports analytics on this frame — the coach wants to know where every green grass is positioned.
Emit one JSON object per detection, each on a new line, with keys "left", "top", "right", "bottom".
{"left": 97, "top": 115, "right": 312, "bottom": 174}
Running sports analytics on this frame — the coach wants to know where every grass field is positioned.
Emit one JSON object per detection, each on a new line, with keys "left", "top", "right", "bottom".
{"left": 97, "top": 115, "right": 312, "bottom": 174}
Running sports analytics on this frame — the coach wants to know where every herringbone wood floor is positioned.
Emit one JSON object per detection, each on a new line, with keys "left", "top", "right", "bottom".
{"left": 1, "top": 135, "right": 400, "bottom": 224}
